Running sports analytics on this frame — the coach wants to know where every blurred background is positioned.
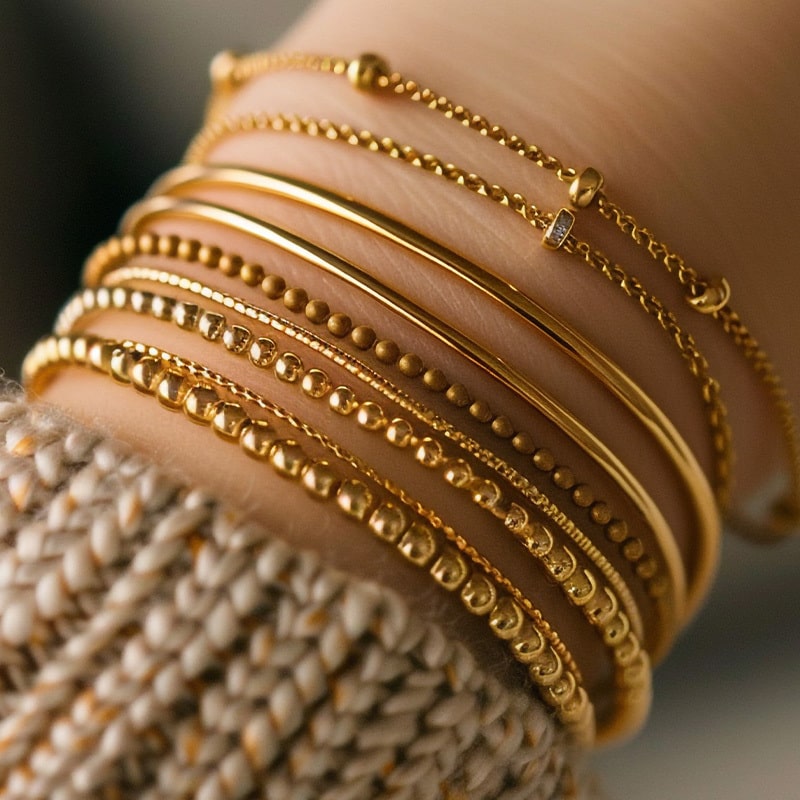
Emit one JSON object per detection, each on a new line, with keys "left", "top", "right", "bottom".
{"left": 1, "top": 3, "right": 798, "bottom": 798}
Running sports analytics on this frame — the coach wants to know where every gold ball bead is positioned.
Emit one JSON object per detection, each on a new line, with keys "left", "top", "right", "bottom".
{"left": 368, "top": 503, "right": 407, "bottom": 542}
{"left": 511, "top": 622, "right": 546, "bottom": 663}
{"left": 442, "top": 459, "right": 473, "bottom": 488}
{"left": 504, "top": 503, "right": 529, "bottom": 534}
{"left": 305, "top": 299, "right": 330, "bottom": 324}
{"left": 283, "top": 287, "right": 309, "bottom": 313}
{"left": 552, "top": 466, "right": 576, "bottom": 490}
{"left": 240, "top": 263, "right": 265, "bottom": 286}
{"left": 422, "top": 368, "right": 448, "bottom": 392}
{"left": 356, "top": 401, "right": 387, "bottom": 431}
{"left": 468, "top": 400, "right": 493, "bottom": 423}
{"left": 137, "top": 233, "right": 158, "bottom": 255}
{"left": 622, "top": 537, "right": 644, "bottom": 561}
{"left": 183, "top": 385, "right": 220, "bottom": 423}
{"left": 157, "top": 234, "right": 180, "bottom": 257}
{"left": 532, "top": 448, "right": 555, "bottom": 472}
{"left": 635, "top": 557, "right": 658, "bottom": 580}
{"left": 218, "top": 254, "right": 243, "bottom": 276}
{"left": 261, "top": 274, "right": 286, "bottom": 299}
{"left": 156, "top": 371, "right": 191, "bottom": 409}
{"left": 301, "top": 369, "right": 332, "bottom": 399}
{"left": 472, "top": 479, "right": 503, "bottom": 510}
{"left": 270, "top": 440, "right": 307, "bottom": 479}
{"left": 336, "top": 479, "right": 374, "bottom": 521}
{"left": 571, "top": 484, "right": 594, "bottom": 508}
{"left": 249, "top": 337, "right": 278, "bottom": 368}
{"left": 398, "top": 522, "right": 436, "bottom": 566}
{"left": 301, "top": 460, "right": 340, "bottom": 499}
{"left": 222, "top": 325, "right": 252, "bottom": 354}
{"left": 130, "top": 357, "right": 164, "bottom": 395}
{"left": 489, "top": 598, "right": 524, "bottom": 640}
{"left": 274, "top": 352, "right": 304, "bottom": 383}
{"left": 445, "top": 383, "right": 471, "bottom": 408}
{"left": 429, "top": 547, "right": 468, "bottom": 590}
{"left": 197, "top": 244, "right": 222, "bottom": 267}
{"left": 240, "top": 420, "right": 276, "bottom": 459}
{"left": 329, "top": 386, "right": 358, "bottom": 415}
{"left": 589, "top": 502, "right": 612, "bottom": 526}
{"left": 605, "top": 519, "right": 629, "bottom": 543}
{"left": 511, "top": 432, "right": 536, "bottom": 454}
{"left": 374, "top": 339, "right": 400, "bottom": 364}
{"left": 176, "top": 238, "right": 200, "bottom": 261}
{"left": 327, "top": 312, "right": 352, "bottom": 338}
{"left": 397, "top": 353, "right": 424, "bottom": 377}
{"left": 346, "top": 53, "right": 390, "bottom": 91}
{"left": 490, "top": 415, "right": 515, "bottom": 439}
{"left": 414, "top": 437, "right": 444, "bottom": 468}
{"left": 350, "top": 325, "right": 376, "bottom": 350}
{"left": 460, "top": 574, "right": 497, "bottom": 616}
{"left": 198, "top": 311, "right": 225, "bottom": 341}
{"left": 385, "top": 418, "right": 415, "bottom": 448}
{"left": 212, "top": 402, "right": 251, "bottom": 439}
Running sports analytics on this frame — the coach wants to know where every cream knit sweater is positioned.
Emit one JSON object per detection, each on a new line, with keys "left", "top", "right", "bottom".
{"left": 0, "top": 384, "right": 585, "bottom": 799}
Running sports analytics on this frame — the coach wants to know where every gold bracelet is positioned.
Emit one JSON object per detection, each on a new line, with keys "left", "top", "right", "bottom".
{"left": 206, "top": 49, "right": 800, "bottom": 538}
{"left": 116, "top": 195, "right": 683, "bottom": 621}
{"left": 148, "top": 163, "right": 719, "bottom": 623}
{"left": 81, "top": 233, "right": 683, "bottom": 655}
{"left": 59, "top": 284, "right": 647, "bottom": 664}
{"left": 22, "top": 333, "right": 594, "bottom": 744}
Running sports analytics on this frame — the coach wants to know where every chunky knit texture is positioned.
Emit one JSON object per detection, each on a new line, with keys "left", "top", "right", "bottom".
{"left": 0, "top": 385, "right": 585, "bottom": 799}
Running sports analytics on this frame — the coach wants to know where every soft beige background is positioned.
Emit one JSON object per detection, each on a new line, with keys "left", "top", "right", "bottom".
{"left": 1, "top": 3, "right": 798, "bottom": 797}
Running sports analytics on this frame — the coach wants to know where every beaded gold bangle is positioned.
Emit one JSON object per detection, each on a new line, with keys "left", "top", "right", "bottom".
{"left": 81, "top": 232, "right": 684, "bottom": 657}
{"left": 22, "top": 333, "right": 594, "bottom": 744}
{"left": 59, "top": 284, "right": 647, "bottom": 662}
{"left": 205, "top": 49, "right": 800, "bottom": 538}
{"left": 148, "top": 163, "right": 719, "bottom": 620}
{"left": 116, "top": 195, "right": 681, "bottom": 614}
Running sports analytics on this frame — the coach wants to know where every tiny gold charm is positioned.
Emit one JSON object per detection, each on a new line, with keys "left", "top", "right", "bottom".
{"left": 568, "top": 167, "right": 604, "bottom": 209}
{"left": 346, "top": 53, "right": 390, "bottom": 91}
{"left": 542, "top": 208, "right": 575, "bottom": 250}
{"left": 686, "top": 277, "right": 731, "bottom": 314}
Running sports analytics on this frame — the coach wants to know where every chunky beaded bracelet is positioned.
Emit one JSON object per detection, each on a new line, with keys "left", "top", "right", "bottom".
{"left": 202, "top": 49, "right": 800, "bottom": 538}
{"left": 23, "top": 333, "right": 595, "bottom": 744}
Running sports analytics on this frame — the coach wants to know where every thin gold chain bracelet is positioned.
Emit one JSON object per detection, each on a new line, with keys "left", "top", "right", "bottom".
{"left": 22, "top": 333, "right": 594, "bottom": 743}
{"left": 206, "top": 49, "right": 800, "bottom": 538}
{"left": 182, "top": 111, "right": 734, "bottom": 527}
{"left": 81, "top": 231, "right": 685, "bottom": 653}
{"left": 58, "top": 283, "right": 647, "bottom": 658}
{"left": 116, "top": 194, "right": 681, "bottom": 609}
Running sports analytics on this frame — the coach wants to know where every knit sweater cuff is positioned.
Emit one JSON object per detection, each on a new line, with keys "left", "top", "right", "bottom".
{"left": 0, "top": 384, "right": 586, "bottom": 799}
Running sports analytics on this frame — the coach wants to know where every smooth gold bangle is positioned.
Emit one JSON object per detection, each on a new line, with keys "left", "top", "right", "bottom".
{"left": 22, "top": 333, "right": 595, "bottom": 744}
{"left": 116, "top": 195, "right": 684, "bottom": 626}
{"left": 148, "top": 163, "right": 719, "bottom": 623}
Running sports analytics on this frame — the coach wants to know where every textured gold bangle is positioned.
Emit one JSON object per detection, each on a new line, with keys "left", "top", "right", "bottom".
{"left": 22, "top": 333, "right": 594, "bottom": 744}
{"left": 149, "top": 163, "right": 719, "bottom": 622}
{"left": 59, "top": 284, "right": 647, "bottom": 660}
{"left": 207, "top": 49, "right": 799, "bottom": 538}
{"left": 116, "top": 195, "right": 683, "bottom": 618}
{"left": 81, "top": 232, "right": 683, "bottom": 656}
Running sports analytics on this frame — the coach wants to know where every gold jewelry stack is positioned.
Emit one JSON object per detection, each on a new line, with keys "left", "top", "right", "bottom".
{"left": 23, "top": 50, "right": 799, "bottom": 749}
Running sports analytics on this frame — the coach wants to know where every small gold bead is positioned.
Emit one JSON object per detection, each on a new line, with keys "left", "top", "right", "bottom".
{"left": 283, "top": 287, "right": 308, "bottom": 312}
{"left": 346, "top": 53, "right": 390, "bottom": 91}
{"left": 350, "top": 325, "right": 376, "bottom": 350}
{"left": 209, "top": 49, "right": 240, "bottom": 87}
{"left": 249, "top": 337, "right": 278, "bottom": 368}
{"left": 270, "top": 440, "right": 307, "bottom": 479}
{"left": 590, "top": 502, "right": 613, "bottom": 526}
{"left": 222, "top": 325, "right": 252, "bottom": 354}
{"left": 197, "top": 244, "right": 222, "bottom": 267}
{"left": 151, "top": 295, "right": 176, "bottom": 321}
{"left": 564, "top": 570, "right": 597, "bottom": 605}
{"left": 176, "top": 238, "right": 200, "bottom": 261}
{"left": 239, "top": 419, "right": 277, "bottom": 459}
{"left": 528, "top": 647, "right": 563, "bottom": 686}
{"left": 329, "top": 386, "right": 357, "bottom": 415}
{"left": 511, "top": 622, "right": 546, "bottom": 663}
{"left": 622, "top": 538, "right": 644, "bottom": 561}
{"left": 173, "top": 302, "right": 199, "bottom": 330}
{"left": 212, "top": 402, "right": 251, "bottom": 439}
{"left": 460, "top": 574, "right": 497, "bottom": 616}
{"left": 422, "top": 368, "right": 448, "bottom": 392}
{"left": 414, "top": 437, "right": 444, "bottom": 468}
{"left": 157, "top": 234, "right": 180, "bottom": 257}
{"left": 429, "top": 547, "right": 468, "bottom": 590}
{"left": 374, "top": 339, "right": 400, "bottom": 364}
{"left": 305, "top": 299, "right": 330, "bottom": 324}
{"left": 336, "top": 479, "right": 374, "bottom": 521}
{"left": 218, "top": 254, "right": 243, "bottom": 276}
{"left": 602, "top": 613, "right": 631, "bottom": 647}
{"left": 356, "top": 401, "right": 387, "bottom": 431}
{"left": 445, "top": 383, "right": 471, "bottom": 408}
{"left": 327, "top": 312, "right": 352, "bottom": 338}
{"left": 368, "top": 503, "right": 408, "bottom": 542}
{"left": 127, "top": 355, "right": 161, "bottom": 394}
{"left": 301, "top": 460, "right": 340, "bottom": 499}
{"left": 552, "top": 466, "right": 576, "bottom": 490}
{"left": 129, "top": 290, "right": 153, "bottom": 314}
{"left": 504, "top": 503, "right": 529, "bottom": 534}
{"left": 398, "top": 522, "right": 436, "bottom": 566}
{"left": 488, "top": 598, "right": 524, "bottom": 640}
{"left": 613, "top": 633, "right": 640, "bottom": 668}
{"left": 109, "top": 347, "right": 133, "bottom": 383}
{"left": 511, "top": 432, "right": 536, "bottom": 454}
{"left": 137, "top": 233, "right": 158, "bottom": 255}
{"left": 240, "top": 263, "right": 264, "bottom": 286}
{"left": 647, "top": 575, "right": 670, "bottom": 599}
{"left": 543, "top": 671, "right": 578, "bottom": 706}
{"left": 491, "top": 415, "right": 515, "bottom": 439}
{"left": 198, "top": 311, "right": 225, "bottom": 341}
{"left": 397, "top": 353, "right": 424, "bottom": 377}
{"left": 183, "top": 385, "right": 220, "bottom": 423}
{"left": 87, "top": 341, "right": 115, "bottom": 372}
{"left": 572, "top": 484, "right": 594, "bottom": 508}
{"left": 301, "top": 369, "right": 332, "bottom": 399}
{"left": 385, "top": 418, "right": 415, "bottom": 448}
{"left": 468, "top": 400, "right": 493, "bottom": 423}
{"left": 274, "top": 352, "right": 304, "bottom": 383}
{"left": 472, "top": 479, "right": 503, "bottom": 510}
{"left": 156, "top": 371, "right": 190, "bottom": 409}
{"left": 635, "top": 557, "right": 658, "bottom": 580}
{"left": 442, "top": 459, "right": 473, "bottom": 488}
{"left": 527, "top": 522, "right": 554, "bottom": 556}
{"left": 532, "top": 448, "right": 555, "bottom": 472}
{"left": 543, "top": 546, "right": 577, "bottom": 582}
{"left": 605, "top": 519, "right": 629, "bottom": 543}
{"left": 261, "top": 274, "right": 286, "bottom": 299}
{"left": 120, "top": 234, "right": 138, "bottom": 256}
{"left": 71, "top": 337, "right": 89, "bottom": 364}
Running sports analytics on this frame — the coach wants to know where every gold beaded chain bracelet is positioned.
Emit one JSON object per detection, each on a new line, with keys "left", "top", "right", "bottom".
{"left": 204, "top": 49, "right": 800, "bottom": 538}
{"left": 149, "top": 163, "right": 719, "bottom": 619}
{"left": 59, "top": 281, "right": 652, "bottom": 713}
{"left": 22, "top": 333, "right": 594, "bottom": 744}
{"left": 182, "top": 110, "right": 734, "bottom": 520}
{"left": 81, "top": 232, "right": 684, "bottom": 655}
{"left": 116, "top": 195, "right": 680, "bottom": 609}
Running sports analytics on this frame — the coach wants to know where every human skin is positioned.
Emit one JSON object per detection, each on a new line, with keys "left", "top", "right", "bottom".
{"left": 40, "top": 0, "right": 800, "bottom": 733}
